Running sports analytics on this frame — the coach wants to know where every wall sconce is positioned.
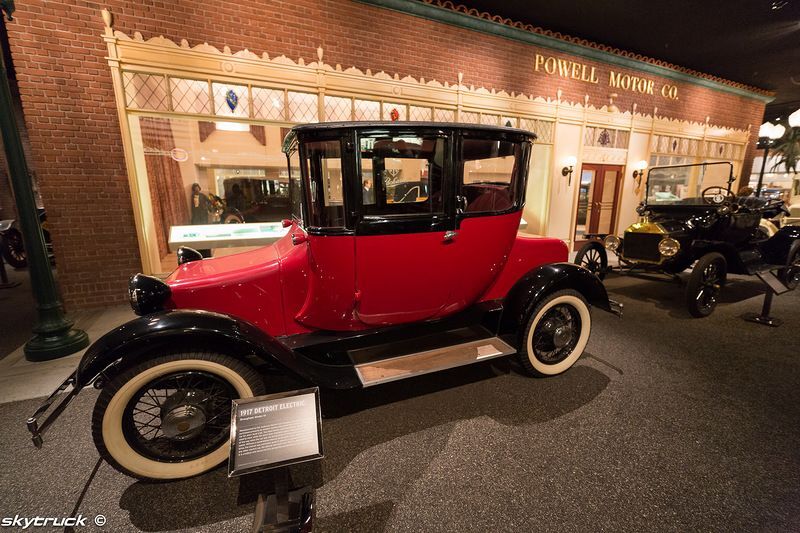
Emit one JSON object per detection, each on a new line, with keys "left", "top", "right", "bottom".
{"left": 561, "top": 156, "right": 577, "bottom": 186}
{"left": 632, "top": 160, "right": 647, "bottom": 187}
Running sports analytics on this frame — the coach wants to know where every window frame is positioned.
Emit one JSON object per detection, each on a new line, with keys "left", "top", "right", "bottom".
{"left": 456, "top": 131, "right": 530, "bottom": 224}
{"left": 353, "top": 127, "right": 454, "bottom": 236}
{"left": 297, "top": 132, "right": 354, "bottom": 234}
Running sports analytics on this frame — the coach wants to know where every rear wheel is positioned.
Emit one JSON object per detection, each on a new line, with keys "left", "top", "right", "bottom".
{"left": 574, "top": 242, "right": 607, "bottom": 280}
{"left": 92, "top": 351, "right": 264, "bottom": 480}
{"left": 778, "top": 241, "right": 800, "bottom": 290}
{"left": 518, "top": 290, "right": 591, "bottom": 377}
{"left": 1, "top": 228, "right": 27, "bottom": 268}
{"left": 686, "top": 252, "right": 726, "bottom": 318}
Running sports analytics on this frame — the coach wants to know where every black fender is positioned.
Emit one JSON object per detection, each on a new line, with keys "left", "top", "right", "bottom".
{"left": 76, "top": 310, "right": 361, "bottom": 390}
{"left": 499, "top": 262, "right": 617, "bottom": 339}
{"left": 762, "top": 225, "right": 800, "bottom": 265}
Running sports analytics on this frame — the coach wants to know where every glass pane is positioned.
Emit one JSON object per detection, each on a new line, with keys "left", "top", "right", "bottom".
{"left": 382, "top": 103, "right": 407, "bottom": 121}
{"left": 303, "top": 140, "right": 344, "bottom": 227}
{"left": 324, "top": 96, "right": 351, "bottom": 121}
{"left": 596, "top": 170, "right": 618, "bottom": 234}
{"left": 288, "top": 92, "right": 318, "bottom": 122}
{"left": 461, "top": 138, "right": 521, "bottom": 213}
{"left": 170, "top": 78, "right": 211, "bottom": 114}
{"left": 353, "top": 99, "right": 380, "bottom": 121}
{"left": 252, "top": 87, "right": 285, "bottom": 121}
{"left": 212, "top": 82, "right": 249, "bottom": 118}
{"left": 123, "top": 72, "right": 168, "bottom": 110}
{"left": 574, "top": 169, "right": 595, "bottom": 240}
{"left": 358, "top": 134, "right": 444, "bottom": 215}
{"left": 129, "top": 116, "right": 291, "bottom": 270}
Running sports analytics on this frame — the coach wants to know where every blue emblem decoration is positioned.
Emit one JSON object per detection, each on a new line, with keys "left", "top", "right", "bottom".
{"left": 225, "top": 89, "right": 239, "bottom": 111}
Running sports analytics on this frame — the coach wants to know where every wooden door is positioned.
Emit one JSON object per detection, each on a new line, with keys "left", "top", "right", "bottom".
{"left": 573, "top": 164, "right": 623, "bottom": 250}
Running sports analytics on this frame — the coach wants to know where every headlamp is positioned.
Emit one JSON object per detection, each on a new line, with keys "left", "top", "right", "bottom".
{"left": 658, "top": 237, "right": 680, "bottom": 257}
{"left": 129, "top": 274, "right": 171, "bottom": 316}
{"left": 603, "top": 235, "right": 621, "bottom": 251}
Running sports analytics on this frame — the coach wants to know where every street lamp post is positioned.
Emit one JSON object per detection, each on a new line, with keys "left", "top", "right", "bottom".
{"left": 755, "top": 122, "right": 785, "bottom": 197}
{"left": 0, "top": 4, "right": 89, "bottom": 360}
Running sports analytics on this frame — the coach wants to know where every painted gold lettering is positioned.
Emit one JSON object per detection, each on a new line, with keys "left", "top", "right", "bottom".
{"left": 557, "top": 58, "right": 570, "bottom": 77}
{"left": 571, "top": 62, "right": 581, "bottom": 80}
{"left": 534, "top": 54, "right": 545, "bottom": 72}
{"left": 544, "top": 56, "right": 557, "bottom": 75}
{"left": 590, "top": 67, "right": 599, "bottom": 84}
{"left": 609, "top": 71, "right": 621, "bottom": 88}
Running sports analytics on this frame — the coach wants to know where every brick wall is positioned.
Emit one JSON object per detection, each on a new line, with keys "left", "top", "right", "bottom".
{"left": 4, "top": 0, "right": 766, "bottom": 308}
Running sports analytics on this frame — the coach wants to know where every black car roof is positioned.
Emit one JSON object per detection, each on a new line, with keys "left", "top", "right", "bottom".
{"left": 283, "top": 121, "right": 536, "bottom": 153}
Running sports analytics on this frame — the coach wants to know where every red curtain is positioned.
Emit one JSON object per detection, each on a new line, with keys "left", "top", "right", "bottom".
{"left": 140, "top": 117, "right": 190, "bottom": 258}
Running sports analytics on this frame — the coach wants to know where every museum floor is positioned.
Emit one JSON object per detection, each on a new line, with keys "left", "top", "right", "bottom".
{"left": 0, "top": 273, "right": 798, "bottom": 532}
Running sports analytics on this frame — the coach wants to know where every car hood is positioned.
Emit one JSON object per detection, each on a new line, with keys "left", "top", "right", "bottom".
{"left": 166, "top": 243, "right": 283, "bottom": 290}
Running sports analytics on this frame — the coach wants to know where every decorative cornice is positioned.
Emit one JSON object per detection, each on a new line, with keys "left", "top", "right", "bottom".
{"left": 355, "top": 0, "right": 774, "bottom": 103}
{"left": 103, "top": 23, "right": 751, "bottom": 140}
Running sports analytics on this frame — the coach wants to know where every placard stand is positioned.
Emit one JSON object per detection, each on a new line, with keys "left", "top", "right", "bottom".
{"left": 743, "top": 271, "right": 789, "bottom": 328}
{"left": 251, "top": 468, "right": 313, "bottom": 533}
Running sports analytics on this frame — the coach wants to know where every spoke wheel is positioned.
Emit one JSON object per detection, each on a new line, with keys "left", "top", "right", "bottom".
{"left": 2, "top": 228, "right": 27, "bottom": 268}
{"left": 574, "top": 243, "right": 607, "bottom": 280}
{"left": 686, "top": 252, "right": 726, "bottom": 318}
{"left": 122, "top": 371, "right": 237, "bottom": 462}
{"left": 518, "top": 289, "right": 591, "bottom": 377}
{"left": 92, "top": 352, "right": 264, "bottom": 480}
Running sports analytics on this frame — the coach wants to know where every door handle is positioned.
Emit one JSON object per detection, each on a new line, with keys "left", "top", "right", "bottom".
{"left": 443, "top": 230, "right": 457, "bottom": 242}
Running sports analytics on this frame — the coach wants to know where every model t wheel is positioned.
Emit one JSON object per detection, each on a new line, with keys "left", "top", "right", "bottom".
{"left": 518, "top": 290, "right": 591, "bottom": 377}
{"left": 1, "top": 228, "right": 27, "bottom": 268}
{"left": 778, "top": 241, "right": 800, "bottom": 290}
{"left": 686, "top": 252, "right": 727, "bottom": 318}
{"left": 574, "top": 242, "right": 607, "bottom": 280}
{"left": 91, "top": 351, "right": 264, "bottom": 480}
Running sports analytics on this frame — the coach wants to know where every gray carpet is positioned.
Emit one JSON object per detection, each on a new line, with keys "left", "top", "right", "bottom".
{"left": 0, "top": 273, "right": 798, "bottom": 532}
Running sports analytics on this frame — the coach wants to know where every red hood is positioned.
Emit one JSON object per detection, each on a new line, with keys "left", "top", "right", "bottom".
{"left": 166, "top": 244, "right": 282, "bottom": 290}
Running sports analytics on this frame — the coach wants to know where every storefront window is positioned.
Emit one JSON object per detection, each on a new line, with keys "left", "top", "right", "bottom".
{"left": 129, "top": 116, "right": 294, "bottom": 270}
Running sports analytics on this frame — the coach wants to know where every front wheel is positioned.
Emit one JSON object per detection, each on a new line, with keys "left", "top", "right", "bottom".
{"left": 685, "top": 252, "right": 727, "bottom": 318}
{"left": 574, "top": 242, "right": 608, "bottom": 280}
{"left": 92, "top": 351, "right": 265, "bottom": 480}
{"left": 518, "top": 290, "right": 592, "bottom": 377}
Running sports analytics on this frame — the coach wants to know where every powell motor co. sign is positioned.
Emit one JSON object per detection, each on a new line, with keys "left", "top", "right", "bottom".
{"left": 534, "top": 54, "right": 679, "bottom": 100}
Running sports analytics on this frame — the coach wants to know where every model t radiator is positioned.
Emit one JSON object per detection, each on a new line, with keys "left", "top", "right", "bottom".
{"left": 622, "top": 232, "right": 663, "bottom": 262}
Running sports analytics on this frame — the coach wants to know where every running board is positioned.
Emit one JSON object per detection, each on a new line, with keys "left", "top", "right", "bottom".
{"left": 355, "top": 337, "right": 516, "bottom": 387}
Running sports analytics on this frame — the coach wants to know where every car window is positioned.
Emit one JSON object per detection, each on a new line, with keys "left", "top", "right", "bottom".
{"left": 358, "top": 134, "right": 444, "bottom": 216}
{"left": 461, "top": 138, "right": 521, "bottom": 214}
{"left": 302, "top": 139, "right": 345, "bottom": 227}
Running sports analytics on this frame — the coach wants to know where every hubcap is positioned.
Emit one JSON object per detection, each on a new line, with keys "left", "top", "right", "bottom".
{"left": 532, "top": 303, "right": 582, "bottom": 365}
{"left": 696, "top": 260, "right": 723, "bottom": 312}
{"left": 122, "top": 371, "right": 236, "bottom": 462}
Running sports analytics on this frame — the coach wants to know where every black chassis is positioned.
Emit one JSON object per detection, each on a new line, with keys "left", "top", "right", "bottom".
{"left": 27, "top": 262, "right": 620, "bottom": 447}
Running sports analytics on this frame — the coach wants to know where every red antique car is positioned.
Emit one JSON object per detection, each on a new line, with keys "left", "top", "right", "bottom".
{"left": 28, "top": 122, "right": 620, "bottom": 480}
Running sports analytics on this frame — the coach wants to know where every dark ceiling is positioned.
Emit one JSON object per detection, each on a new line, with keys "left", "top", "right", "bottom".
{"left": 456, "top": 0, "right": 800, "bottom": 123}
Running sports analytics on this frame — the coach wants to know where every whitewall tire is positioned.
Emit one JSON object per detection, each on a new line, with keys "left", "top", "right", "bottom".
{"left": 518, "top": 290, "right": 591, "bottom": 377}
{"left": 91, "top": 352, "right": 264, "bottom": 481}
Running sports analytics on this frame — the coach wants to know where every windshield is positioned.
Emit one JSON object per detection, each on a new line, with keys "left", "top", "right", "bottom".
{"left": 645, "top": 162, "right": 733, "bottom": 206}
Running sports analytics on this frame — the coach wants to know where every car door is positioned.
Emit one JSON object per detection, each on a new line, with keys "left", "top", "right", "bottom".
{"left": 353, "top": 128, "right": 455, "bottom": 327}
{"left": 442, "top": 131, "right": 530, "bottom": 312}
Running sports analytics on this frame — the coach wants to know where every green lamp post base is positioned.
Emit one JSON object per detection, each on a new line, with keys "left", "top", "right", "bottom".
{"left": 24, "top": 321, "right": 90, "bottom": 362}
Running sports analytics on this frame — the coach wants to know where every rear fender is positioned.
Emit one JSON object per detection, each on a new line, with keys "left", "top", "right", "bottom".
{"left": 763, "top": 225, "right": 800, "bottom": 265}
{"left": 500, "top": 262, "right": 615, "bottom": 339}
{"left": 76, "top": 310, "right": 359, "bottom": 390}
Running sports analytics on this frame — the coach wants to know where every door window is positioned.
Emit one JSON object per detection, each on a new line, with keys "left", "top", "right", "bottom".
{"left": 461, "top": 138, "right": 521, "bottom": 214}
{"left": 358, "top": 134, "right": 445, "bottom": 215}
{"left": 302, "top": 139, "right": 345, "bottom": 228}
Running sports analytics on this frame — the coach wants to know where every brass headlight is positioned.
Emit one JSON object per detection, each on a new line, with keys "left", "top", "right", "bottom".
{"left": 658, "top": 237, "right": 680, "bottom": 257}
{"left": 603, "top": 235, "right": 621, "bottom": 251}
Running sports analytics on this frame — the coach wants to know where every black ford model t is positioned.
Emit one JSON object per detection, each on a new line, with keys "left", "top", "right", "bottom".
{"left": 575, "top": 162, "right": 800, "bottom": 317}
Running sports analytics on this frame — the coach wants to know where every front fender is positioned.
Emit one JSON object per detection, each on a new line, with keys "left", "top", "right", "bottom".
{"left": 500, "top": 262, "right": 617, "bottom": 336}
{"left": 76, "top": 309, "right": 359, "bottom": 389}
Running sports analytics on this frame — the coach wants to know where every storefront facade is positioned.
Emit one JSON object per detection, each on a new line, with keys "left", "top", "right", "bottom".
{"left": 4, "top": 0, "right": 772, "bottom": 308}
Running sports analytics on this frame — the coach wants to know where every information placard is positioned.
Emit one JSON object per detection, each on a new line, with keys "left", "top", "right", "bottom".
{"left": 229, "top": 387, "right": 323, "bottom": 477}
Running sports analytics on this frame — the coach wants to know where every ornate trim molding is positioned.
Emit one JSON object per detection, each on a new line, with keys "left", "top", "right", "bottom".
{"left": 355, "top": 0, "right": 774, "bottom": 103}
